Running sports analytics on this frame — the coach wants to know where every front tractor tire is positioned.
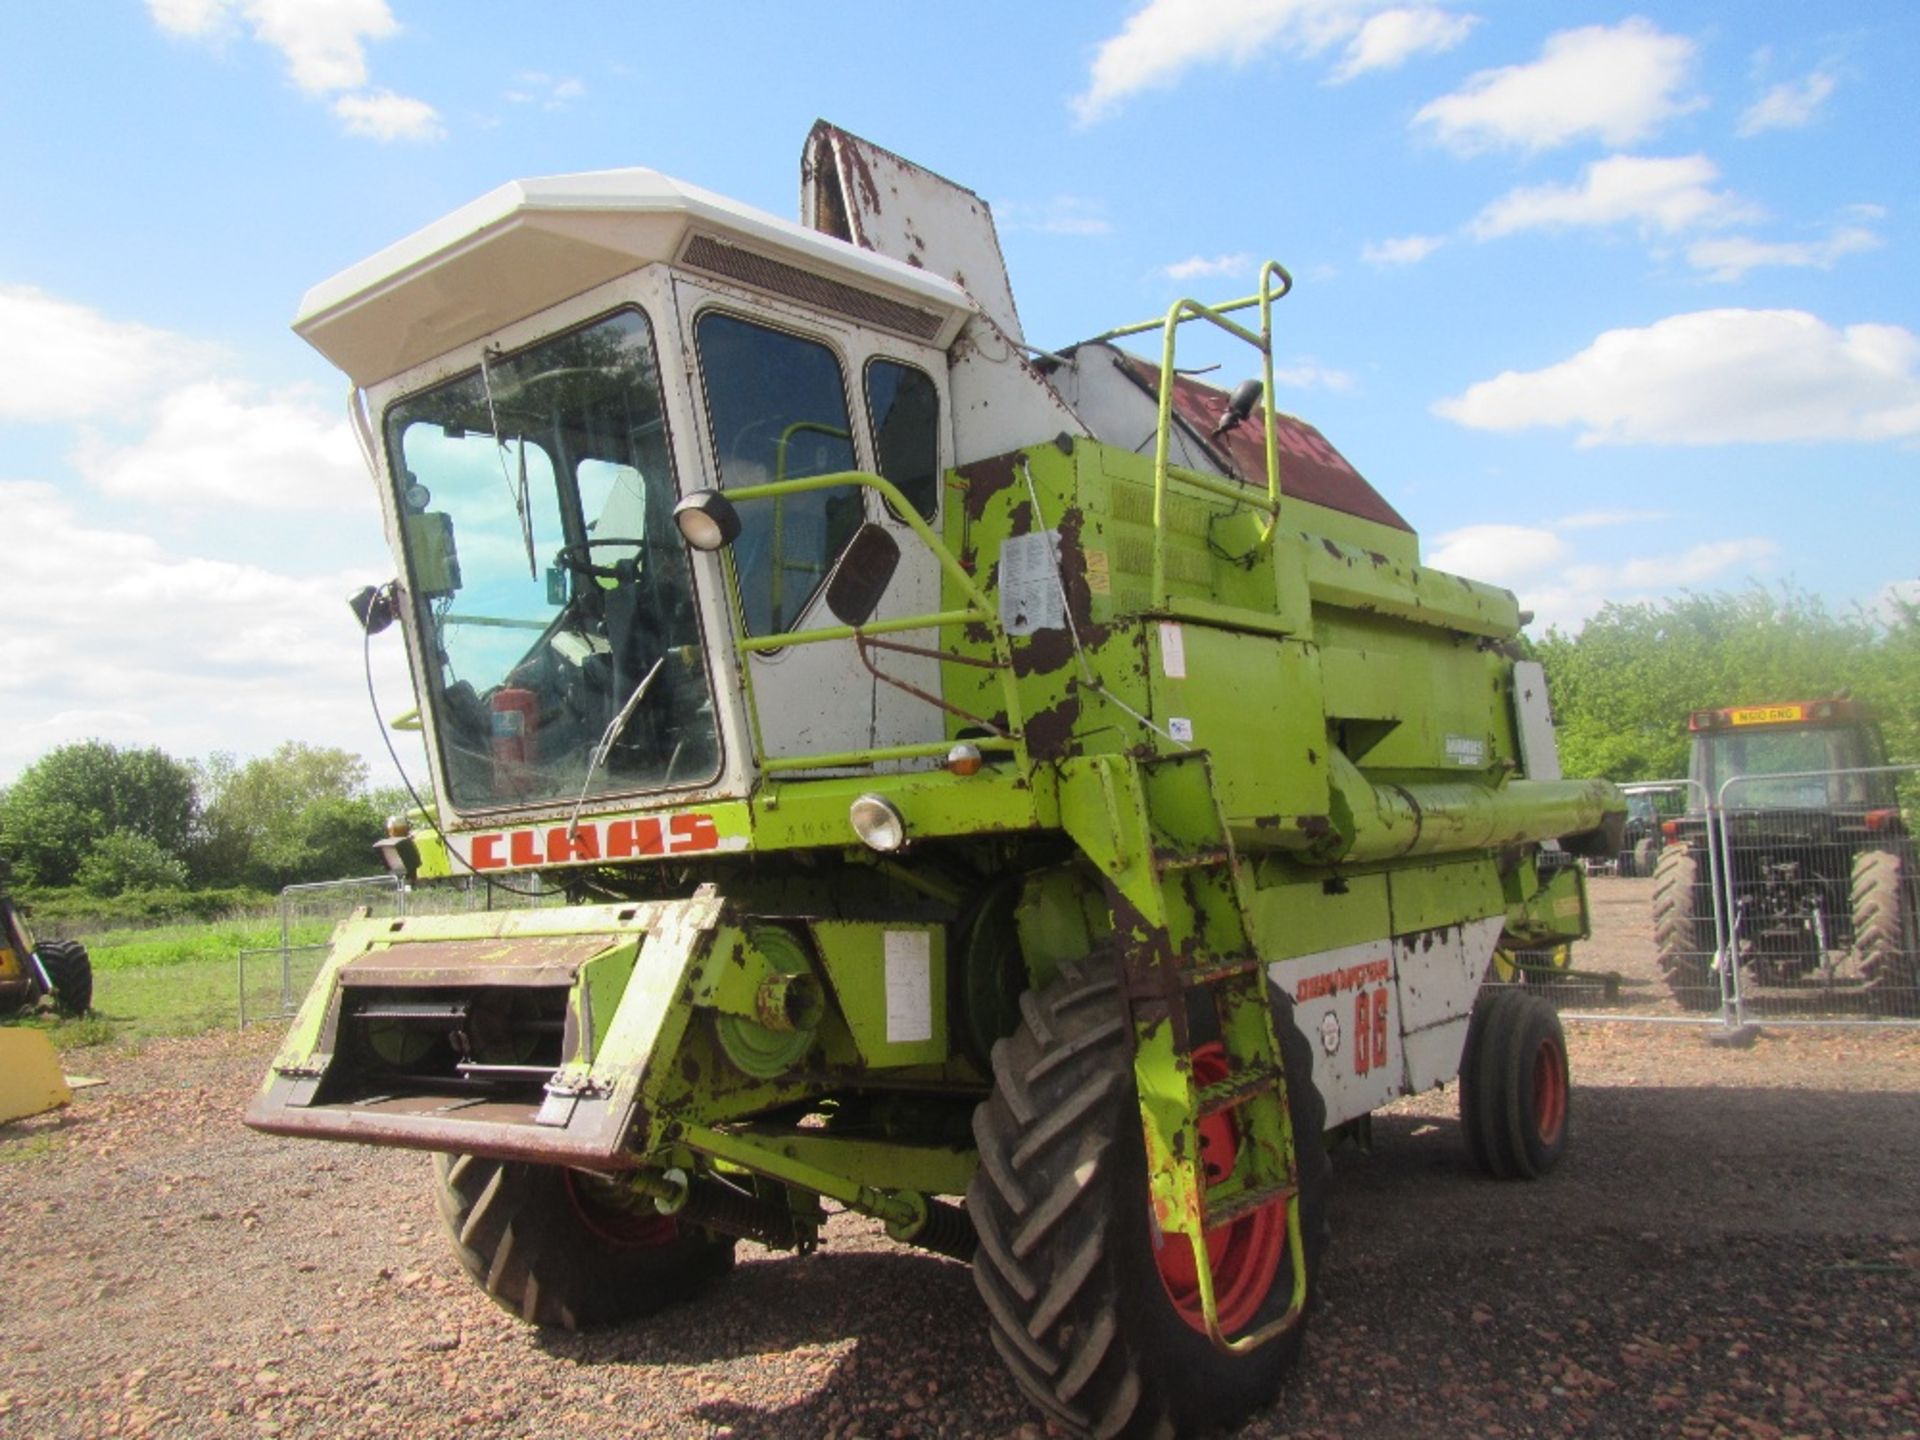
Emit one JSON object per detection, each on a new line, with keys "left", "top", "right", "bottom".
{"left": 1852, "top": 850, "right": 1920, "bottom": 1017}
{"left": 1459, "top": 987, "right": 1570, "bottom": 1180}
{"left": 967, "top": 960, "right": 1328, "bottom": 1440}
{"left": 36, "top": 939, "right": 92, "bottom": 1015}
{"left": 1652, "top": 845, "right": 1720, "bottom": 1013}
{"left": 434, "top": 1154, "right": 735, "bottom": 1330}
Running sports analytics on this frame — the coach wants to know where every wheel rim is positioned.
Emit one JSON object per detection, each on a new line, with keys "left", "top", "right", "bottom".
{"left": 1532, "top": 1037, "right": 1568, "bottom": 1146}
{"left": 1152, "top": 1043, "right": 1289, "bottom": 1336}
{"left": 562, "top": 1170, "right": 681, "bottom": 1248}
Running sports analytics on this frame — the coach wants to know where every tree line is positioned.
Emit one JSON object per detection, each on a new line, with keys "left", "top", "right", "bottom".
{"left": 0, "top": 739, "right": 408, "bottom": 912}
{"left": 1533, "top": 586, "right": 1919, "bottom": 782}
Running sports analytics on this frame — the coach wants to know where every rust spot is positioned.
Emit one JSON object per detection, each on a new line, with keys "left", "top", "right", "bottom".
{"left": 957, "top": 452, "right": 1020, "bottom": 523}
{"left": 1294, "top": 815, "right": 1334, "bottom": 838}
{"left": 1011, "top": 627, "right": 1075, "bottom": 678}
{"left": 1023, "top": 692, "right": 1082, "bottom": 757}
{"left": 1321, "top": 538, "right": 1343, "bottom": 559}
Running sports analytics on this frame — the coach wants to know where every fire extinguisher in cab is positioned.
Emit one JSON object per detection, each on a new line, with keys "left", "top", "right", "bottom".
{"left": 490, "top": 688, "right": 538, "bottom": 795}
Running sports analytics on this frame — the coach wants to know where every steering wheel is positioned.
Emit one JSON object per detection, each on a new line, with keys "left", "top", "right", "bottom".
{"left": 553, "top": 538, "right": 646, "bottom": 581}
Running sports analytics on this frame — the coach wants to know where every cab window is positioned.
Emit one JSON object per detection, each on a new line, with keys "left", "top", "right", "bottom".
{"left": 865, "top": 358, "right": 940, "bottom": 521}
{"left": 694, "top": 312, "right": 860, "bottom": 635}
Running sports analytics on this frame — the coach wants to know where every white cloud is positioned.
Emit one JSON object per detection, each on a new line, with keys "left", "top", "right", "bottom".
{"left": 0, "top": 481, "right": 406, "bottom": 783}
{"left": 995, "top": 197, "right": 1112, "bottom": 236}
{"left": 1427, "top": 524, "right": 1567, "bottom": 585}
{"left": 1429, "top": 517, "right": 1779, "bottom": 631}
{"left": 1686, "top": 226, "right": 1882, "bottom": 283}
{"left": 72, "top": 380, "right": 371, "bottom": 512}
{"left": 1362, "top": 234, "right": 1444, "bottom": 265}
{"left": 1434, "top": 309, "right": 1920, "bottom": 446}
{"left": 1163, "top": 253, "right": 1254, "bottom": 280}
{"left": 1331, "top": 6, "right": 1475, "bottom": 83}
{"left": 1553, "top": 509, "right": 1671, "bottom": 530}
{"left": 0, "top": 285, "right": 217, "bottom": 424}
{"left": 1273, "top": 361, "right": 1355, "bottom": 391}
{"left": 146, "top": 0, "right": 438, "bottom": 141}
{"left": 1414, "top": 18, "right": 1703, "bottom": 154}
{"left": 332, "top": 89, "right": 445, "bottom": 142}
{"left": 1738, "top": 70, "right": 1837, "bottom": 137}
{"left": 1469, "top": 154, "right": 1760, "bottom": 239}
{"left": 1072, "top": 0, "right": 1474, "bottom": 123}
{"left": 507, "top": 72, "right": 586, "bottom": 109}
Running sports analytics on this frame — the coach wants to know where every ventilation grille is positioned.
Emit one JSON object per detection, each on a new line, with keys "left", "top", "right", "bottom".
{"left": 681, "top": 234, "right": 944, "bottom": 342}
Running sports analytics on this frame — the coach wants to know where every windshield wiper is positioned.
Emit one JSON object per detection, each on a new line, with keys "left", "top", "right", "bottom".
{"left": 564, "top": 654, "right": 666, "bottom": 841}
{"left": 478, "top": 346, "right": 538, "bottom": 579}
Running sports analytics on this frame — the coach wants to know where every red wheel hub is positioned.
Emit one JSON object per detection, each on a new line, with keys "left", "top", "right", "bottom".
{"left": 563, "top": 1170, "right": 681, "bottom": 1248}
{"left": 1152, "top": 1043, "right": 1289, "bottom": 1335}
{"left": 1532, "top": 1037, "right": 1567, "bottom": 1146}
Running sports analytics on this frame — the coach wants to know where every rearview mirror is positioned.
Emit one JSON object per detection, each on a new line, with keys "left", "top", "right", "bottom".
{"left": 825, "top": 524, "right": 901, "bottom": 626}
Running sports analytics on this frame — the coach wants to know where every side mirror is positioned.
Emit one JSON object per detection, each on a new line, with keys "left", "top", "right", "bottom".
{"left": 825, "top": 524, "right": 901, "bottom": 626}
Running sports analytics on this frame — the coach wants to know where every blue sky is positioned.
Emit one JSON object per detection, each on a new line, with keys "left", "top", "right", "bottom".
{"left": 1, "top": 1, "right": 1915, "bottom": 783}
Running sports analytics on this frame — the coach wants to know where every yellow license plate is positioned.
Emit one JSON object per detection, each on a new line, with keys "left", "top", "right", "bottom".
{"left": 1729, "top": 705, "right": 1806, "bottom": 726}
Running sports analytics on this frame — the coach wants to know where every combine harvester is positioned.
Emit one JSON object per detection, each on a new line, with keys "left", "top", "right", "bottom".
{"left": 248, "top": 125, "right": 1621, "bottom": 1437}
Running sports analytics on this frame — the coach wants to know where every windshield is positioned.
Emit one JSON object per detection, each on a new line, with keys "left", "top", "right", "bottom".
{"left": 385, "top": 309, "right": 721, "bottom": 811}
{"left": 1691, "top": 725, "right": 1887, "bottom": 810}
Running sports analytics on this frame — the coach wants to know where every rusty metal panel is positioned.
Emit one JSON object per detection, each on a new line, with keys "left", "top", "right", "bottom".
{"left": 1110, "top": 350, "right": 1412, "bottom": 533}
{"left": 803, "top": 121, "right": 1024, "bottom": 344}
{"left": 339, "top": 934, "right": 623, "bottom": 988}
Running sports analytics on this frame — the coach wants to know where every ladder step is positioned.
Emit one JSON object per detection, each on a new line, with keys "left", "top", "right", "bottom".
{"left": 1203, "top": 1179, "right": 1297, "bottom": 1231}
{"left": 1195, "top": 1066, "right": 1281, "bottom": 1119}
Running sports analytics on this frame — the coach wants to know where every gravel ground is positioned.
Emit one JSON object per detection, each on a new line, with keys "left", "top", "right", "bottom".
{"left": 3, "top": 875, "right": 1916, "bottom": 1440}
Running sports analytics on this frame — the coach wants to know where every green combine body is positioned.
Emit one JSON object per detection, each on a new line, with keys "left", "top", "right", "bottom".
{"left": 247, "top": 123, "right": 1621, "bottom": 1438}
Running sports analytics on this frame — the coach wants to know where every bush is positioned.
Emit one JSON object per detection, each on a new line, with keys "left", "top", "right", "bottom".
{"left": 15, "top": 885, "right": 278, "bottom": 934}
{"left": 75, "top": 830, "right": 191, "bottom": 896}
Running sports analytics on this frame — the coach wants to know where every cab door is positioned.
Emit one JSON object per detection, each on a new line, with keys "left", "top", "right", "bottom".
{"left": 673, "top": 276, "right": 950, "bottom": 767}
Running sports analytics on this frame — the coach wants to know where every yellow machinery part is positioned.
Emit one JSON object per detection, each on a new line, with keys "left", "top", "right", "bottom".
{"left": 0, "top": 1028, "right": 72, "bottom": 1123}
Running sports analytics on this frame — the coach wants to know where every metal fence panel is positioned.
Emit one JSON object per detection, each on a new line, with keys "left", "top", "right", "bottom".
{"left": 237, "top": 873, "right": 561, "bottom": 1026}
{"left": 1714, "top": 764, "right": 1919, "bottom": 1026}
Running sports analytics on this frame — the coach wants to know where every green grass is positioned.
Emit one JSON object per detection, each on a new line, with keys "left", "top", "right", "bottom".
{"left": 6, "top": 916, "right": 341, "bottom": 1051}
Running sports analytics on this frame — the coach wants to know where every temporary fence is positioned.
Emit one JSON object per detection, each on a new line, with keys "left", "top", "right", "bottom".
{"left": 237, "top": 871, "right": 556, "bottom": 1027}
{"left": 1547, "top": 766, "right": 1919, "bottom": 1030}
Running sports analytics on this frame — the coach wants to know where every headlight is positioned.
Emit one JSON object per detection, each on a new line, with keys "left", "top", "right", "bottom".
{"left": 849, "top": 794, "right": 907, "bottom": 852}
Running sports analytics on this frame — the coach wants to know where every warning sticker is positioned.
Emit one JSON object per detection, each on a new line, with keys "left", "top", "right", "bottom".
{"left": 883, "top": 930, "right": 933, "bottom": 1045}
{"left": 1158, "top": 622, "right": 1187, "bottom": 679}
{"left": 998, "top": 530, "right": 1063, "bottom": 636}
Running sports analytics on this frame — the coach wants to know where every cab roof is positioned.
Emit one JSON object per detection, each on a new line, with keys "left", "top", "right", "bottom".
{"left": 295, "top": 167, "right": 977, "bottom": 387}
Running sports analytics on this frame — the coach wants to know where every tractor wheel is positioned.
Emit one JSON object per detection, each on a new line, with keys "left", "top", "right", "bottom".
{"left": 1852, "top": 850, "right": 1920, "bottom": 1017}
{"left": 37, "top": 939, "right": 93, "bottom": 1016}
{"left": 1632, "top": 837, "right": 1660, "bottom": 877}
{"left": 1459, "top": 987, "right": 1570, "bottom": 1180}
{"left": 433, "top": 1154, "right": 735, "bottom": 1330}
{"left": 967, "top": 959, "right": 1328, "bottom": 1440}
{"left": 1652, "top": 845, "right": 1719, "bottom": 1012}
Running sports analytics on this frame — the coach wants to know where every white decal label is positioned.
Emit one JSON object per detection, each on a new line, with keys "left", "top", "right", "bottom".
{"left": 999, "top": 530, "right": 1064, "bottom": 636}
{"left": 1445, "top": 734, "right": 1487, "bottom": 767}
{"left": 1168, "top": 717, "right": 1194, "bottom": 743}
{"left": 883, "top": 930, "right": 933, "bottom": 1045}
{"left": 1158, "top": 622, "right": 1187, "bottom": 679}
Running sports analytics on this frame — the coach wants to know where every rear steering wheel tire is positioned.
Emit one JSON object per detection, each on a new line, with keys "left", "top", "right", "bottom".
{"left": 1852, "top": 850, "right": 1920, "bottom": 1017}
{"left": 434, "top": 1154, "right": 735, "bottom": 1330}
{"left": 967, "top": 959, "right": 1328, "bottom": 1439}
{"left": 1459, "top": 987, "right": 1570, "bottom": 1181}
{"left": 36, "top": 938, "right": 92, "bottom": 1016}
{"left": 1652, "top": 845, "right": 1719, "bottom": 1013}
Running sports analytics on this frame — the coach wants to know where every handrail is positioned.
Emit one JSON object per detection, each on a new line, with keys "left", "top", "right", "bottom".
{"left": 715, "top": 469, "right": 1025, "bottom": 771}
{"left": 1088, "top": 261, "right": 1294, "bottom": 609}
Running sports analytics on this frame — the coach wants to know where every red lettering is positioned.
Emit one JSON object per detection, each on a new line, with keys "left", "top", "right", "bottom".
{"left": 508, "top": 830, "right": 542, "bottom": 867}
{"left": 1354, "top": 991, "right": 1371, "bottom": 1075}
{"left": 668, "top": 813, "right": 720, "bottom": 853}
{"left": 1371, "top": 988, "right": 1389, "bottom": 1074}
{"left": 471, "top": 833, "right": 503, "bottom": 870}
{"left": 546, "top": 826, "right": 600, "bottom": 864}
{"left": 604, "top": 818, "right": 665, "bottom": 859}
